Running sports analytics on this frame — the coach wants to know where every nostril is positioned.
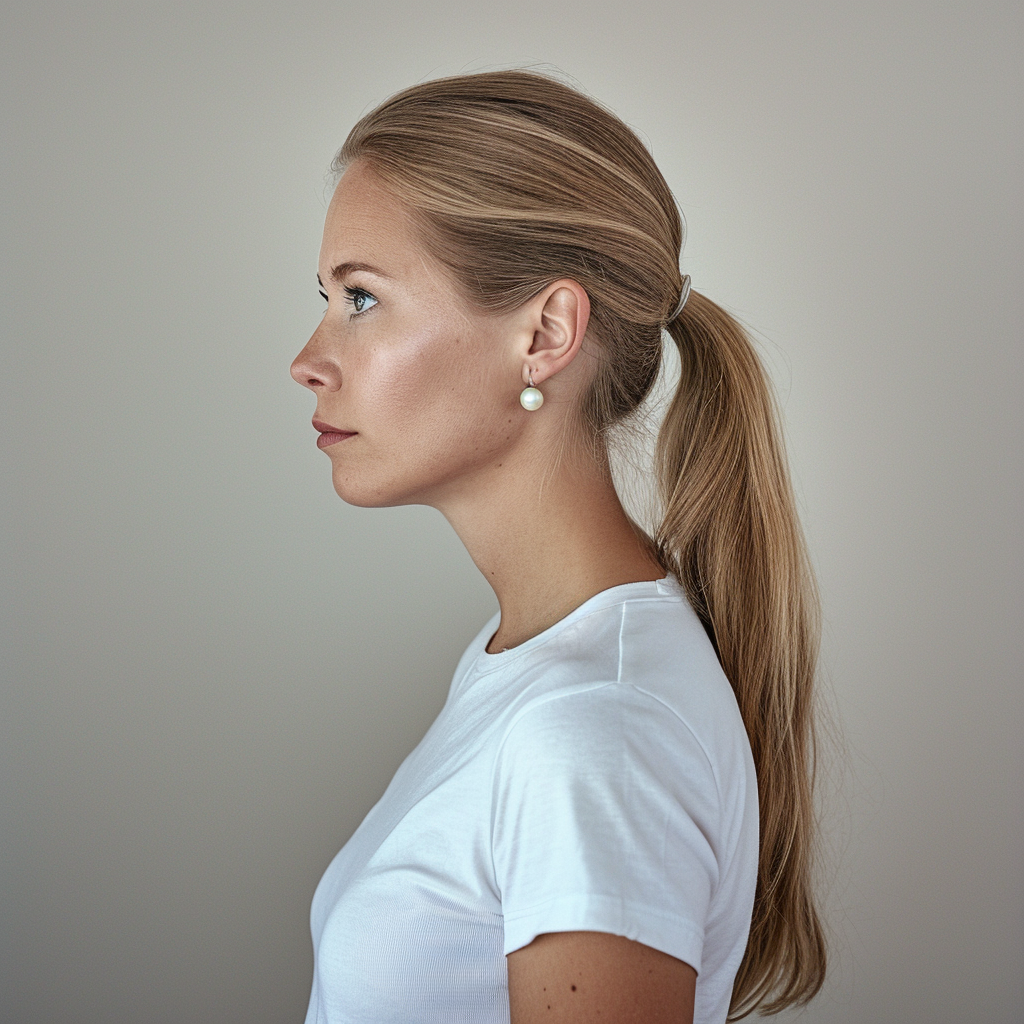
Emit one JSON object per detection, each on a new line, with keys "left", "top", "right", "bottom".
{"left": 290, "top": 359, "right": 322, "bottom": 389}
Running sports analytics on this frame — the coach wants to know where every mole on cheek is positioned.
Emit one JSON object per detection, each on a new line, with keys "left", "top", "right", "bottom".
{"left": 570, "top": 984, "right": 577, "bottom": 992}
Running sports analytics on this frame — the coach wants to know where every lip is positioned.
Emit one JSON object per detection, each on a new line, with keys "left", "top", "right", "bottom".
{"left": 312, "top": 418, "right": 357, "bottom": 449}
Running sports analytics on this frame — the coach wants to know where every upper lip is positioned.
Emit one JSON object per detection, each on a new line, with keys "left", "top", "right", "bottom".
{"left": 312, "top": 418, "right": 356, "bottom": 434}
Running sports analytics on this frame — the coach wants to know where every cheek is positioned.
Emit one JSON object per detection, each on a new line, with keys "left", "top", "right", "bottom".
{"left": 366, "top": 328, "right": 515, "bottom": 463}
{"left": 359, "top": 342, "right": 452, "bottom": 431}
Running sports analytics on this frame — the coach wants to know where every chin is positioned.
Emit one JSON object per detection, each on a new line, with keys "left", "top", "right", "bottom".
{"left": 331, "top": 469, "right": 418, "bottom": 510}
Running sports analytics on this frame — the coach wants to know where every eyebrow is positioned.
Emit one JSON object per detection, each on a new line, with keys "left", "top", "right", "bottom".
{"left": 321, "top": 261, "right": 392, "bottom": 285}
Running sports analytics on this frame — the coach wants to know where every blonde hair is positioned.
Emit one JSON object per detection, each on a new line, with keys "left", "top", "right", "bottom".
{"left": 335, "top": 69, "right": 826, "bottom": 1017}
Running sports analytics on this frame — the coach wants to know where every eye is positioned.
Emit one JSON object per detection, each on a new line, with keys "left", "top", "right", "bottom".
{"left": 344, "top": 286, "right": 378, "bottom": 316}
{"left": 319, "top": 289, "right": 329, "bottom": 303}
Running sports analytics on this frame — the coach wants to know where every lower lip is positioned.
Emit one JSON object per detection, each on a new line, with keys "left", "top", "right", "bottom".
{"left": 317, "top": 431, "right": 357, "bottom": 449}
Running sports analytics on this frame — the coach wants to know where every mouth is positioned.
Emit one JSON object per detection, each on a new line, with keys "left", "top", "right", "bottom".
{"left": 313, "top": 418, "right": 357, "bottom": 449}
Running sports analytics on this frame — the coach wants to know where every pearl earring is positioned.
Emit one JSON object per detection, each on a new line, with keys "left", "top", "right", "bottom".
{"left": 519, "top": 370, "right": 544, "bottom": 411}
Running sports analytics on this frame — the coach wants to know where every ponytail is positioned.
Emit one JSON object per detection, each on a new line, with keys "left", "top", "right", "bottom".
{"left": 655, "top": 290, "right": 826, "bottom": 1017}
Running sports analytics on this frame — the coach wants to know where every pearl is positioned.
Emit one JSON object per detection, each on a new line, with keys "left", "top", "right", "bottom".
{"left": 519, "top": 386, "right": 544, "bottom": 411}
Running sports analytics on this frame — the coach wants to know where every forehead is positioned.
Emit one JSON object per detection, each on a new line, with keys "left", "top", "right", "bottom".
{"left": 320, "top": 160, "right": 422, "bottom": 278}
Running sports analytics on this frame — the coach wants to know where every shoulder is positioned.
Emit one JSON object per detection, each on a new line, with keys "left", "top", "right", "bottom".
{"left": 494, "top": 588, "right": 748, "bottom": 788}
{"left": 491, "top": 681, "right": 727, "bottom": 825}
{"left": 489, "top": 587, "right": 757, "bottom": 852}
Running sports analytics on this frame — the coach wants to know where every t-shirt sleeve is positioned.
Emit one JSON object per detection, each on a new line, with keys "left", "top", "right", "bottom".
{"left": 490, "top": 682, "right": 723, "bottom": 973}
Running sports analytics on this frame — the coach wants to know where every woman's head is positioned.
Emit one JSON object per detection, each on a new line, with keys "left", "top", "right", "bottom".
{"left": 290, "top": 155, "right": 598, "bottom": 508}
{"left": 292, "top": 69, "right": 691, "bottom": 506}
{"left": 331, "top": 70, "right": 688, "bottom": 444}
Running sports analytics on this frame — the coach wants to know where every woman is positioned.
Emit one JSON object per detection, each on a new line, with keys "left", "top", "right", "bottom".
{"left": 290, "top": 70, "right": 825, "bottom": 1024}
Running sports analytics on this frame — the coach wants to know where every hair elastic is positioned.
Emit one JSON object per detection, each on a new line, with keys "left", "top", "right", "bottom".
{"left": 668, "top": 274, "right": 692, "bottom": 322}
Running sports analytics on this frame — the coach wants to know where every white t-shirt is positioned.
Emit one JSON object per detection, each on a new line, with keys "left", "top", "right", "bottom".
{"left": 304, "top": 575, "right": 758, "bottom": 1024}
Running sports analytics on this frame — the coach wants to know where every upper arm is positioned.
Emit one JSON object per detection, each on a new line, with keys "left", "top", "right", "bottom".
{"left": 507, "top": 930, "right": 696, "bottom": 1024}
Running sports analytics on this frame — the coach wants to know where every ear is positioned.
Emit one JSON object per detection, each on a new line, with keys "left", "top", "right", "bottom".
{"left": 520, "top": 279, "right": 591, "bottom": 386}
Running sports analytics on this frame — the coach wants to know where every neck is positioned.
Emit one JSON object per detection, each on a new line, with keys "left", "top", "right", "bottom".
{"left": 431, "top": 435, "right": 665, "bottom": 653}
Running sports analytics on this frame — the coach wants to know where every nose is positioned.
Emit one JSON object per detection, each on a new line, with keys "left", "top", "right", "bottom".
{"left": 290, "top": 328, "right": 341, "bottom": 392}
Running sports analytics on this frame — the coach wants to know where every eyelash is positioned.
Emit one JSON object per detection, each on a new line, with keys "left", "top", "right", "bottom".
{"left": 320, "top": 287, "right": 377, "bottom": 318}
{"left": 344, "top": 286, "right": 376, "bottom": 316}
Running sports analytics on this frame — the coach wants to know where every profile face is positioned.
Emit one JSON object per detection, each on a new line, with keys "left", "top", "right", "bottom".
{"left": 291, "top": 160, "right": 522, "bottom": 509}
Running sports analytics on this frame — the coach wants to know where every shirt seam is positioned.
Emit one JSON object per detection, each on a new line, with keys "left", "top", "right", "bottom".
{"left": 469, "top": 591, "right": 677, "bottom": 680}
{"left": 502, "top": 891, "right": 704, "bottom": 933}
{"left": 501, "top": 893, "right": 707, "bottom": 967}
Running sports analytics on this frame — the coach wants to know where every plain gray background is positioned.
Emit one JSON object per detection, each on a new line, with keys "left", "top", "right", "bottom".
{"left": 2, "top": 1, "right": 1021, "bottom": 1021}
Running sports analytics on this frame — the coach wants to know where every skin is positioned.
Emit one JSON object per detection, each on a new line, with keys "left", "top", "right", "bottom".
{"left": 508, "top": 931, "right": 696, "bottom": 1023}
{"left": 290, "top": 159, "right": 697, "bottom": 1022}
